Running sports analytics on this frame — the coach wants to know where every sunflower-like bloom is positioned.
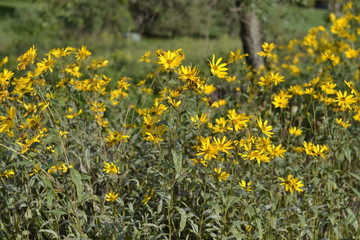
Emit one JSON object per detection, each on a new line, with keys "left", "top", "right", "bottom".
{"left": 105, "top": 192, "right": 119, "bottom": 202}
{"left": 278, "top": 175, "right": 304, "bottom": 193}
{"left": 257, "top": 42, "right": 276, "bottom": 57}
{"left": 158, "top": 50, "right": 184, "bottom": 70}
{"left": 103, "top": 162, "right": 120, "bottom": 175}
{"left": 208, "top": 54, "right": 228, "bottom": 79}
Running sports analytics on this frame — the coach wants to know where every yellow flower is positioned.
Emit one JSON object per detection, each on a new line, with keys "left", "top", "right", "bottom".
{"left": 213, "top": 136, "right": 233, "bottom": 154}
{"left": 103, "top": 162, "right": 120, "bottom": 175}
{"left": 259, "top": 72, "right": 284, "bottom": 87}
{"left": 105, "top": 130, "right": 129, "bottom": 146}
{"left": 272, "top": 95, "right": 289, "bottom": 108}
{"left": 257, "top": 42, "right": 276, "bottom": 57}
{"left": 65, "top": 108, "right": 83, "bottom": 119}
{"left": 190, "top": 113, "right": 209, "bottom": 126}
{"left": 239, "top": 180, "right": 252, "bottom": 192}
{"left": 76, "top": 46, "right": 92, "bottom": 61}
{"left": 142, "top": 188, "right": 154, "bottom": 205}
{"left": 269, "top": 144, "right": 286, "bottom": 158}
{"left": 158, "top": 49, "right": 184, "bottom": 69}
{"left": 320, "top": 82, "right": 337, "bottom": 94}
{"left": 0, "top": 106, "right": 16, "bottom": 133}
{"left": 1, "top": 169, "right": 15, "bottom": 178}
{"left": 0, "top": 69, "right": 14, "bottom": 85}
{"left": 0, "top": 56, "right": 8, "bottom": 67}
{"left": 289, "top": 127, "right": 302, "bottom": 136}
{"left": 335, "top": 91, "right": 356, "bottom": 109}
{"left": 105, "top": 192, "right": 119, "bottom": 202}
{"left": 65, "top": 64, "right": 82, "bottom": 78}
{"left": 29, "top": 164, "right": 41, "bottom": 176}
{"left": 59, "top": 130, "right": 69, "bottom": 138}
{"left": 303, "top": 141, "right": 328, "bottom": 159}
{"left": 36, "top": 55, "right": 56, "bottom": 73}
{"left": 211, "top": 117, "right": 233, "bottom": 133}
{"left": 345, "top": 48, "right": 358, "bottom": 58}
{"left": 278, "top": 175, "right": 304, "bottom": 193}
{"left": 213, "top": 167, "right": 230, "bottom": 181}
{"left": 167, "top": 97, "right": 181, "bottom": 108}
{"left": 48, "top": 163, "right": 73, "bottom": 174}
{"left": 49, "top": 47, "right": 75, "bottom": 58}
{"left": 288, "top": 85, "right": 304, "bottom": 95}
{"left": 17, "top": 45, "right": 37, "bottom": 70}
{"left": 321, "top": 51, "right": 340, "bottom": 67}
{"left": 196, "top": 137, "right": 219, "bottom": 161}
{"left": 208, "top": 54, "right": 228, "bottom": 79}
{"left": 202, "top": 84, "right": 217, "bottom": 95}
{"left": 139, "top": 51, "right": 151, "bottom": 63}
{"left": 257, "top": 118, "right": 274, "bottom": 138}
{"left": 336, "top": 118, "right": 351, "bottom": 128}
{"left": 228, "top": 49, "right": 248, "bottom": 63}
{"left": 177, "top": 65, "right": 200, "bottom": 83}
{"left": 144, "top": 132, "right": 164, "bottom": 144}
{"left": 227, "top": 109, "right": 252, "bottom": 131}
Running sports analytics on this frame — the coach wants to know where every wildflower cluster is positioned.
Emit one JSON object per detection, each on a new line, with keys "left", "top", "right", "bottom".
{"left": 0, "top": 3, "right": 360, "bottom": 239}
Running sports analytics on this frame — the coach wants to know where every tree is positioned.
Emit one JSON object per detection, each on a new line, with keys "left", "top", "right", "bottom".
{"left": 235, "top": 0, "right": 264, "bottom": 69}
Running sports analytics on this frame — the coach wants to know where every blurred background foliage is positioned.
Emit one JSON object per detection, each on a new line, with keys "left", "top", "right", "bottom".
{"left": 0, "top": 0, "right": 346, "bottom": 78}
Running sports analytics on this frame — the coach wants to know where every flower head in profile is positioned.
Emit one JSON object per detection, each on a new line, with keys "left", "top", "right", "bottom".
{"left": 239, "top": 180, "right": 253, "bottom": 192}
{"left": 139, "top": 51, "right": 151, "bottom": 63}
{"left": 213, "top": 167, "right": 230, "bottom": 181}
{"left": 0, "top": 106, "right": 16, "bottom": 133}
{"left": 278, "top": 175, "right": 304, "bottom": 193}
{"left": 105, "top": 192, "right": 119, "bottom": 202}
{"left": 0, "top": 56, "right": 8, "bottom": 67}
{"left": 336, "top": 118, "right": 351, "bottom": 128}
{"left": 1, "top": 169, "right": 15, "bottom": 178}
{"left": 289, "top": 127, "right": 302, "bottom": 136}
{"left": 142, "top": 188, "right": 154, "bottom": 205}
{"left": 76, "top": 46, "right": 92, "bottom": 61}
{"left": 228, "top": 49, "right": 248, "bottom": 63}
{"left": 321, "top": 50, "right": 340, "bottom": 67}
{"left": 17, "top": 46, "right": 37, "bottom": 70}
{"left": 208, "top": 54, "right": 228, "bottom": 79}
{"left": 257, "top": 118, "right": 274, "bottom": 138}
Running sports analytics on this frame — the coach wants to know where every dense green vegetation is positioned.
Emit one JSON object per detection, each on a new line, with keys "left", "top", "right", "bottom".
{"left": 0, "top": 0, "right": 359, "bottom": 239}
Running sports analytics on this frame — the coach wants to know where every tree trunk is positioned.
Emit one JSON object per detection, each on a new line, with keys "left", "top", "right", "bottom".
{"left": 240, "top": 10, "right": 264, "bottom": 70}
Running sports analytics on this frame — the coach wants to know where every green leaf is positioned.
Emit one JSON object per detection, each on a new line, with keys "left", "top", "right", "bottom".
{"left": 40, "top": 177, "right": 53, "bottom": 189}
{"left": 46, "top": 210, "right": 67, "bottom": 216}
{"left": 178, "top": 208, "right": 187, "bottom": 233}
{"left": 255, "top": 218, "right": 263, "bottom": 239}
{"left": 46, "top": 189, "right": 55, "bottom": 209}
{"left": 172, "top": 149, "right": 182, "bottom": 174}
{"left": 348, "top": 172, "right": 360, "bottom": 182}
{"left": 39, "top": 229, "right": 59, "bottom": 238}
{"left": 348, "top": 184, "right": 360, "bottom": 198}
{"left": 345, "top": 208, "right": 358, "bottom": 231}
{"left": 5, "top": 160, "right": 33, "bottom": 168}
{"left": 70, "top": 168, "right": 83, "bottom": 200}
